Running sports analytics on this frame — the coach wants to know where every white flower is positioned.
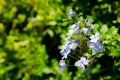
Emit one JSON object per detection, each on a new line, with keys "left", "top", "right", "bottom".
{"left": 90, "top": 32, "right": 101, "bottom": 43}
{"left": 82, "top": 28, "right": 89, "bottom": 35}
{"left": 60, "top": 60, "right": 67, "bottom": 69}
{"left": 75, "top": 57, "right": 90, "bottom": 70}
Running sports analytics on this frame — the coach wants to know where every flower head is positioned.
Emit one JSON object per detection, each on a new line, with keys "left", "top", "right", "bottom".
{"left": 59, "top": 9, "right": 104, "bottom": 71}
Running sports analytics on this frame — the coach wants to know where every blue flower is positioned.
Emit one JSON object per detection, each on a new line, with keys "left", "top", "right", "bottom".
{"left": 90, "top": 32, "right": 101, "bottom": 43}
{"left": 68, "top": 24, "right": 79, "bottom": 36}
{"left": 60, "top": 45, "right": 71, "bottom": 59}
{"left": 82, "top": 28, "right": 89, "bottom": 35}
{"left": 69, "top": 40, "right": 78, "bottom": 50}
{"left": 60, "top": 60, "right": 67, "bottom": 69}
{"left": 85, "top": 18, "right": 89, "bottom": 23}
{"left": 60, "top": 40, "right": 78, "bottom": 59}
{"left": 68, "top": 9, "right": 75, "bottom": 18}
{"left": 74, "top": 57, "right": 90, "bottom": 70}
{"left": 89, "top": 41, "right": 103, "bottom": 52}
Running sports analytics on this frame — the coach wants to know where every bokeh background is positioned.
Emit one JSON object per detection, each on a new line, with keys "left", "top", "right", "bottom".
{"left": 0, "top": 0, "right": 120, "bottom": 80}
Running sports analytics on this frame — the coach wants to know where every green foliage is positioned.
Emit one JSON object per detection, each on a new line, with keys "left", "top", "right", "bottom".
{"left": 0, "top": 0, "right": 120, "bottom": 80}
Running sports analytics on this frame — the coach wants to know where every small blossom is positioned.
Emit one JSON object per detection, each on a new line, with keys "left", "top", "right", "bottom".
{"left": 80, "top": 64, "right": 85, "bottom": 70}
{"left": 89, "top": 41, "right": 103, "bottom": 52}
{"left": 82, "top": 28, "right": 89, "bottom": 35}
{"left": 85, "top": 18, "right": 89, "bottom": 23}
{"left": 60, "top": 40, "right": 78, "bottom": 59}
{"left": 61, "top": 46, "right": 71, "bottom": 59}
{"left": 90, "top": 32, "right": 101, "bottom": 43}
{"left": 60, "top": 60, "right": 67, "bottom": 69}
{"left": 68, "top": 29, "right": 75, "bottom": 36}
{"left": 75, "top": 57, "right": 90, "bottom": 70}
{"left": 68, "top": 24, "right": 79, "bottom": 35}
{"left": 71, "top": 23, "right": 79, "bottom": 31}
{"left": 69, "top": 40, "right": 78, "bottom": 50}
{"left": 68, "top": 9, "right": 75, "bottom": 18}
{"left": 70, "top": 23, "right": 79, "bottom": 29}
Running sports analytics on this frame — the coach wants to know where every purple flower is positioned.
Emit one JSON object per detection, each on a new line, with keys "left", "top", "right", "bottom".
{"left": 68, "top": 9, "right": 75, "bottom": 18}
{"left": 75, "top": 57, "right": 90, "bottom": 70}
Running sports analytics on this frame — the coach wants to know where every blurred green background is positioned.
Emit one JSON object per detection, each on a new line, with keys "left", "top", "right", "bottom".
{"left": 0, "top": 0, "right": 120, "bottom": 80}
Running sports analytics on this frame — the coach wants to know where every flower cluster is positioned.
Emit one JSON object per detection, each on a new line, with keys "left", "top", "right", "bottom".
{"left": 59, "top": 9, "right": 103, "bottom": 70}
